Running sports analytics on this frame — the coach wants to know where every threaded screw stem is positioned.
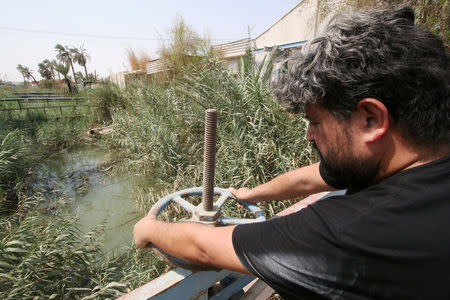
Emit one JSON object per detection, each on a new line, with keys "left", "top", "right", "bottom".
{"left": 202, "top": 109, "right": 217, "bottom": 211}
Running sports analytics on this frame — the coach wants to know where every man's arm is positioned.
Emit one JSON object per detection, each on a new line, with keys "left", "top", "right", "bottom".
{"left": 231, "top": 162, "right": 335, "bottom": 203}
{"left": 133, "top": 214, "right": 250, "bottom": 274}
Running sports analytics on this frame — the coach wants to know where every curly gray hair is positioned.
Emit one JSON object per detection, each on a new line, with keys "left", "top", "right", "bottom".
{"left": 274, "top": 7, "right": 449, "bottom": 146}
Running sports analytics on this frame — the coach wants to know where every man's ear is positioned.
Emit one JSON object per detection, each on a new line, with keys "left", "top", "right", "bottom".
{"left": 356, "top": 98, "right": 389, "bottom": 143}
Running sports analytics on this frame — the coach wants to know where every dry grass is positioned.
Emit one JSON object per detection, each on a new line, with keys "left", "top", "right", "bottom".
{"left": 126, "top": 48, "right": 151, "bottom": 71}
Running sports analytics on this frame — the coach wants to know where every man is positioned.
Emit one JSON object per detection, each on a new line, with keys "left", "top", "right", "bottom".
{"left": 134, "top": 7, "right": 449, "bottom": 299}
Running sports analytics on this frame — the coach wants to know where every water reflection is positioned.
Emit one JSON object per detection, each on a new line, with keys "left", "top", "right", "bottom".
{"left": 33, "top": 145, "right": 139, "bottom": 252}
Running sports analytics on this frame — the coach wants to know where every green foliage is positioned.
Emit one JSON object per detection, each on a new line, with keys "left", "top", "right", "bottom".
{"left": 158, "top": 15, "right": 212, "bottom": 80}
{"left": 0, "top": 115, "right": 93, "bottom": 214}
{"left": 55, "top": 44, "right": 79, "bottom": 92}
{"left": 34, "top": 118, "right": 91, "bottom": 151}
{"left": 107, "top": 54, "right": 316, "bottom": 215}
{"left": 0, "top": 207, "right": 165, "bottom": 299}
{"left": 0, "top": 130, "right": 28, "bottom": 185}
{"left": 0, "top": 212, "right": 103, "bottom": 299}
{"left": 38, "top": 59, "right": 55, "bottom": 81}
{"left": 0, "top": 130, "right": 29, "bottom": 213}
{"left": 90, "top": 82, "right": 127, "bottom": 120}
{"left": 72, "top": 46, "right": 91, "bottom": 87}
{"left": 415, "top": 0, "right": 449, "bottom": 46}
{"left": 318, "top": 0, "right": 449, "bottom": 46}
{"left": 0, "top": 86, "right": 14, "bottom": 98}
{"left": 16, "top": 64, "right": 39, "bottom": 87}
{"left": 39, "top": 79, "right": 59, "bottom": 89}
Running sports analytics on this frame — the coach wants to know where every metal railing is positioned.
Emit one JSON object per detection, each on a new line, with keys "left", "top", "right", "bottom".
{"left": 0, "top": 96, "right": 95, "bottom": 120}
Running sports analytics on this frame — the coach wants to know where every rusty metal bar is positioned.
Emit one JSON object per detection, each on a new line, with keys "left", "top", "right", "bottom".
{"left": 0, "top": 104, "right": 94, "bottom": 111}
{"left": 202, "top": 109, "right": 218, "bottom": 212}
{"left": 0, "top": 97, "right": 88, "bottom": 102}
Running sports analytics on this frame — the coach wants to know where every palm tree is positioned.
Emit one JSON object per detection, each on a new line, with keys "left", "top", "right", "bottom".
{"left": 75, "top": 71, "right": 85, "bottom": 86}
{"left": 55, "top": 44, "right": 78, "bottom": 86}
{"left": 54, "top": 62, "right": 73, "bottom": 93}
{"left": 38, "top": 59, "right": 54, "bottom": 80}
{"left": 51, "top": 59, "right": 61, "bottom": 83}
{"left": 16, "top": 64, "right": 28, "bottom": 85}
{"left": 44, "top": 59, "right": 56, "bottom": 80}
{"left": 71, "top": 46, "right": 90, "bottom": 87}
{"left": 16, "top": 64, "right": 39, "bottom": 87}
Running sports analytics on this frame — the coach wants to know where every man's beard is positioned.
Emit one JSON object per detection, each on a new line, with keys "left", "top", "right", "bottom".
{"left": 312, "top": 135, "right": 379, "bottom": 191}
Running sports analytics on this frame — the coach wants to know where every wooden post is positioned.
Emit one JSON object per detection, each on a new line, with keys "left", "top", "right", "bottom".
{"left": 59, "top": 106, "right": 63, "bottom": 117}
{"left": 43, "top": 107, "right": 47, "bottom": 117}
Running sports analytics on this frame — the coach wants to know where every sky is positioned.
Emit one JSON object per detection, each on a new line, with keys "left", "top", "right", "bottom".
{"left": 0, "top": 0, "right": 301, "bottom": 82}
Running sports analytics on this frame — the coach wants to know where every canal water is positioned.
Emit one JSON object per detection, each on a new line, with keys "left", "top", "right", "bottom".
{"left": 33, "top": 144, "right": 140, "bottom": 252}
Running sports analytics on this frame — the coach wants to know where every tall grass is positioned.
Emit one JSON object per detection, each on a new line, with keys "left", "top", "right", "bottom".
{"left": 107, "top": 55, "right": 316, "bottom": 215}
{"left": 90, "top": 82, "right": 127, "bottom": 120}
{"left": 0, "top": 108, "right": 94, "bottom": 214}
{"left": 0, "top": 199, "right": 165, "bottom": 299}
{"left": 0, "top": 130, "right": 29, "bottom": 213}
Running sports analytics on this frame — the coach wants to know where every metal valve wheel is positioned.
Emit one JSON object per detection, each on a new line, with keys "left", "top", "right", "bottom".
{"left": 150, "top": 187, "right": 266, "bottom": 224}
{"left": 148, "top": 186, "right": 266, "bottom": 269}
{"left": 146, "top": 109, "right": 266, "bottom": 269}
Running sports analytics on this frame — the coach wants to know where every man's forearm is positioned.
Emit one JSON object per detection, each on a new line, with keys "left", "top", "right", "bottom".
{"left": 133, "top": 216, "right": 248, "bottom": 273}
{"left": 232, "top": 162, "right": 335, "bottom": 203}
{"left": 135, "top": 217, "right": 211, "bottom": 265}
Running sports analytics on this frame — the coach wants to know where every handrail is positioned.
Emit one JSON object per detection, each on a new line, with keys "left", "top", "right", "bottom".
{"left": 0, "top": 104, "right": 95, "bottom": 111}
{"left": 0, "top": 97, "right": 88, "bottom": 102}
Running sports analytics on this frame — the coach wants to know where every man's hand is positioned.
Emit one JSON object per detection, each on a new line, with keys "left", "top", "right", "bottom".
{"left": 133, "top": 212, "right": 157, "bottom": 248}
{"left": 132, "top": 211, "right": 250, "bottom": 274}
{"left": 230, "top": 187, "right": 258, "bottom": 209}
{"left": 230, "top": 187, "right": 257, "bottom": 203}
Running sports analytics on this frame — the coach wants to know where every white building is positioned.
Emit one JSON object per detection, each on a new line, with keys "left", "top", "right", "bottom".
{"left": 108, "top": 71, "right": 126, "bottom": 89}
{"left": 252, "top": 0, "right": 323, "bottom": 81}
{"left": 146, "top": 0, "right": 338, "bottom": 81}
{"left": 211, "top": 38, "right": 253, "bottom": 73}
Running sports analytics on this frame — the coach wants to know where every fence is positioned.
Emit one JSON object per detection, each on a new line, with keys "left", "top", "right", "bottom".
{"left": 0, "top": 96, "right": 96, "bottom": 120}
{"left": 12, "top": 91, "right": 64, "bottom": 98}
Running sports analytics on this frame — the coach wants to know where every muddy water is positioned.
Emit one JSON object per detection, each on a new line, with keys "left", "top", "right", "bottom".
{"left": 34, "top": 144, "right": 140, "bottom": 252}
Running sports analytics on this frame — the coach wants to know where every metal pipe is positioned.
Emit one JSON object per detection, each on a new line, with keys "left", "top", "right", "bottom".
{"left": 202, "top": 109, "right": 217, "bottom": 211}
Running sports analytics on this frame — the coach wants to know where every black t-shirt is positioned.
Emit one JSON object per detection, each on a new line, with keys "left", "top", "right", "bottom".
{"left": 232, "top": 155, "right": 450, "bottom": 299}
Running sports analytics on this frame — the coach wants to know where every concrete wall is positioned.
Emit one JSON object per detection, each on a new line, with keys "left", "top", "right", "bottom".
{"left": 212, "top": 38, "right": 253, "bottom": 59}
{"left": 108, "top": 72, "right": 126, "bottom": 89}
{"left": 212, "top": 38, "right": 253, "bottom": 72}
{"left": 147, "top": 59, "right": 164, "bottom": 75}
{"left": 252, "top": 0, "right": 320, "bottom": 82}
{"left": 255, "top": 0, "right": 319, "bottom": 50}
{"left": 224, "top": 57, "right": 240, "bottom": 73}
